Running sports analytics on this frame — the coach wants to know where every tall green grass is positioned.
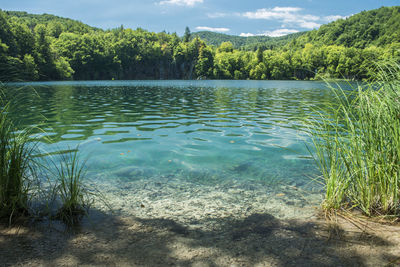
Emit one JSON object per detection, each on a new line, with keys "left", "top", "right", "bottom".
{"left": 307, "top": 65, "right": 400, "bottom": 217}
{"left": 0, "top": 85, "right": 94, "bottom": 226}
{"left": 0, "top": 94, "right": 36, "bottom": 223}
{"left": 53, "top": 149, "right": 91, "bottom": 225}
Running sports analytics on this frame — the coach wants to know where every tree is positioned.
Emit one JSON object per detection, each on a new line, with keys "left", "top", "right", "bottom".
{"left": 217, "top": 42, "right": 234, "bottom": 53}
{"left": 250, "top": 62, "right": 267, "bottom": 80}
{"left": 55, "top": 56, "right": 74, "bottom": 79}
{"left": 0, "top": 10, "right": 18, "bottom": 56}
{"left": 34, "top": 24, "right": 57, "bottom": 80}
{"left": 1, "top": 7, "right": 399, "bottom": 82}
{"left": 256, "top": 47, "right": 264, "bottom": 63}
{"left": 183, "top": 26, "right": 191, "bottom": 43}
{"left": 195, "top": 44, "right": 214, "bottom": 78}
{"left": 22, "top": 54, "right": 39, "bottom": 80}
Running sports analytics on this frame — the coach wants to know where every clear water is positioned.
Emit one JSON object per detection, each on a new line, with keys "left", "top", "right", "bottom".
{"left": 4, "top": 80, "right": 340, "bottom": 221}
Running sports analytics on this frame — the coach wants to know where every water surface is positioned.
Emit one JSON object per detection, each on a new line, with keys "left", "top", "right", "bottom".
{"left": 5, "top": 80, "right": 339, "bottom": 221}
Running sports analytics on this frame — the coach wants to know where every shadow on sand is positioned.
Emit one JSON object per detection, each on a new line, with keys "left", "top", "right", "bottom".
{"left": 0, "top": 208, "right": 399, "bottom": 266}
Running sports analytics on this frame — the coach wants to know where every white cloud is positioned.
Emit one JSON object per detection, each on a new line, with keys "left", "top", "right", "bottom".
{"left": 242, "top": 7, "right": 303, "bottom": 20}
{"left": 195, "top": 26, "right": 230, "bottom": 33}
{"left": 240, "top": 33, "right": 255, "bottom": 37}
{"left": 240, "top": 29, "right": 299, "bottom": 38}
{"left": 299, "top": 21, "right": 320, "bottom": 29}
{"left": 241, "top": 6, "right": 340, "bottom": 30}
{"left": 207, "top": 12, "right": 227, "bottom": 18}
{"left": 302, "top": 14, "right": 320, "bottom": 21}
{"left": 158, "top": 0, "right": 203, "bottom": 6}
{"left": 323, "top": 15, "right": 348, "bottom": 22}
{"left": 271, "top": 7, "right": 302, "bottom": 13}
{"left": 263, "top": 29, "right": 299, "bottom": 37}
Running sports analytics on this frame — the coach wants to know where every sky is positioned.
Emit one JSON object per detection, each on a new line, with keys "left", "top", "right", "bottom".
{"left": 0, "top": 0, "right": 399, "bottom": 37}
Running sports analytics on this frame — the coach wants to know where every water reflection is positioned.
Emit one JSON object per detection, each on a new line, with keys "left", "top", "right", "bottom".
{"left": 5, "top": 80, "right": 339, "bottom": 186}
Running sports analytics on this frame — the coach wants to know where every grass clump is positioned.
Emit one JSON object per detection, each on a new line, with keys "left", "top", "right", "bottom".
{"left": 307, "top": 64, "right": 400, "bottom": 217}
{"left": 0, "top": 85, "right": 94, "bottom": 226}
{"left": 0, "top": 96, "right": 37, "bottom": 223}
{"left": 53, "top": 149, "right": 91, "bottom": 226}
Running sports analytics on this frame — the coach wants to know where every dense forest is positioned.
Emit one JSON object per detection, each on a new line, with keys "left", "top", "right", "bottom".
{"left": 191, "top": 31, "right": 306, "bottom": 51}
{"left": 0, "top": 6, "right": 399, "bottom": 81}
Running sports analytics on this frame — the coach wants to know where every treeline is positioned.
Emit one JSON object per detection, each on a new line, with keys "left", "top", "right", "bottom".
{"left": 0, "top": 7, "right": 399, "bottom": 82}
{"left": 293, "top": 6, "right": 400, "bottom": 49}
{"left": 191, "top": 31, "right": 305, "bottom": 51}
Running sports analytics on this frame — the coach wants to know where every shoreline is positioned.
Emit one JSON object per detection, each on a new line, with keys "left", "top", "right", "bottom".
{"left": 88, "top": 173, "right": 323, "bottom": 230}
{"left": 1, "top": 176, "right": 400, "bottom": 266}
{"left": 1, "top": 208, "right": 399, "bottom": 266}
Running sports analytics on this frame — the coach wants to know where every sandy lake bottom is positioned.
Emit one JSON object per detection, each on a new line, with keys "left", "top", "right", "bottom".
{"left": 1, "top": 176, "right": 400, "bottom": 267}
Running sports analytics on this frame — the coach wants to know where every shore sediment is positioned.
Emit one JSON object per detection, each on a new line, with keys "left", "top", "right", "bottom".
{"left": 1, "top": 177, "right": 399, "bottom": 266}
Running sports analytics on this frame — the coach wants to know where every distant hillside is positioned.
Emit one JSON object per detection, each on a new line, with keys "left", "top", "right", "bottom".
{"left": 0, "top": 6, "right": 399, "bottom": 82}
{"left": 4, "top": 11, "right": 101, "bottom": 35}
{"left": 194, "top": 6, "right": 400, "bottom": 50}
{"left": 192, "top": 31, "right": 306, "bottom": 50}
{"left": 292, "top": 6, "right": 400, "bottom": 48}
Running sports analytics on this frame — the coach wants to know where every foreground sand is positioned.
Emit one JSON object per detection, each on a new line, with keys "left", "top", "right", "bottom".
{"left": 1, "top": 208, "right": 400, "bottom": 266}
{"left": 1, "top": 177, "right": 400, "bottom": 266}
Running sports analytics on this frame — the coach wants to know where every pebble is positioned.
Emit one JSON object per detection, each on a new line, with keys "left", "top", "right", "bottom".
{"left": 90, "top": 174, "right": 322, "bottom": 228}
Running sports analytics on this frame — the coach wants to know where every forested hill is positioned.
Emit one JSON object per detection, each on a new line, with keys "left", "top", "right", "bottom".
{"left": 4, "top": 11, "right": 100, "bottom": 35}
{"left": 291, "top": 6, "right": 400, "bottom": 49}
{"left": 192, "top": 31, "right": 305, "bottom": 50}
{"left": 194, "top": 6, "right": 400, "bottom": 51}
{"left": 0, "top": 6, "right": 399, "bottom": 82}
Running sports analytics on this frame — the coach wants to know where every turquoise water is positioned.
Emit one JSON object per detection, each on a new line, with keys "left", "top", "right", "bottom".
{"left": 5, "top": 80, "right": 334, "bottom": 184}
{"left": 4, "top": 80, "right": 340, "bottom": 219}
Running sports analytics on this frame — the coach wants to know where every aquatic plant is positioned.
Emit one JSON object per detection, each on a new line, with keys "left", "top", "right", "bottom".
{"left": 0, "top": 90, "right": 37, "bottom": 223}
{"left": 307, "top": 64, "right": 400, "bottom": 217}
{"left": 0, "top": 85, "right": 94, "bottom": 226}
{"left": 53, "top": 149, "right": 92, "bottom": 225}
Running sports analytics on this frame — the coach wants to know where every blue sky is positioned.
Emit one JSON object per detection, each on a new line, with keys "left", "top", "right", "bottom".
{"left": 0, "top": 0, "right": 398, "bottom": 36}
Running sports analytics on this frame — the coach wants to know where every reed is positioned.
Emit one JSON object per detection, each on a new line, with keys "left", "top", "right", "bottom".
{"left": 53, "top": 149, "right": 91, "bottom": 225}
{"left": 307, "top": 65, "right": 400, "bottom": 217}
{"left": 0, "top": 93, "right": 36, "bottom": 223}
{"left": 0, "top": 84, "right": 98, "bottom": 226}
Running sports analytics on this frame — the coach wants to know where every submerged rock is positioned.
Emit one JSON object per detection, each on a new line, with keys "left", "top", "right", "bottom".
{"left": 232, "top": 162, "right": 253, "bottom": 173}
{"left": 112, "top": 166, "right": 142, "bottom": 178}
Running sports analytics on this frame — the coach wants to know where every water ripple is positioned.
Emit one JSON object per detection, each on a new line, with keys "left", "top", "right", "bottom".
{"left": 4, "top": 80, "right": 347, "bottom": 186}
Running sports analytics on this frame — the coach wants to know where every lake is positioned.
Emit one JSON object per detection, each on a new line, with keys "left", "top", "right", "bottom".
{"left": 5, "top": 80, "right": 339, "bottom": 224}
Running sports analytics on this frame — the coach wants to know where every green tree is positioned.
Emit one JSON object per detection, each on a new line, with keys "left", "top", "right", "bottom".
{"left": 256, "top": 47, "right": 264, "bottom": 63}
{"left": 22, "top": 54, "right": 39, "bottom": 80}
{"left": 195, "top": 44, "right": 214, "bottom": 78}
{"left": 217, "top": 42, "right": 234, "bottom": 53}
{"left": 250, "top": 62, "right": 267, "bottom": 80}
{"left": 183, "top": 26, "right": 191, "bottom": 42}
{"left": 34, "top": 24, "right": 57, "bottom": 80}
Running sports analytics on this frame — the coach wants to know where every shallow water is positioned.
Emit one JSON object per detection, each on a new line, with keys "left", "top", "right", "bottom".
{"left": 5, "top": 80, "right": 341, "bottom": 222}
